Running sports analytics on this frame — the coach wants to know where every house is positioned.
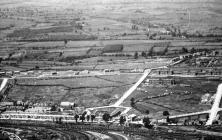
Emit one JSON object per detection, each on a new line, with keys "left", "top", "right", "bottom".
{"left": 60, "top": 102, "right": 75, "bottom": 107}
{"left": 1, "top": 60, "right": 18, "bottom": 66}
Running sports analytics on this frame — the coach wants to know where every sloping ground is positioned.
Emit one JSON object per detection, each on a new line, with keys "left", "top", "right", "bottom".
{"left": 1, "top": 120, "right": 221, "bottom": 140}
{"left": 8, "top": 74, "right": 141, "bottom": 107}
{"left": 130, "top": 78, "right": 221, "bottom": 118}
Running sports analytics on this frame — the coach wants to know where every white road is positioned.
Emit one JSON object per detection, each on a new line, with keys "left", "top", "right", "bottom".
{"left": 169, "top": 83, "right": 222, "bottom": 126}
{"left": 86, "top": 131, "right": 111, "bottom": 139}
{"left": 113, "top": 69, "right": 151, "bottom": 107}
{"left": 206, "top": 83, "right": 222, "bottom": 125}
{"left": 109, "top": 132, "right": 129, "bottom": 140}
{"left": 0, "top": 78, "right": 8, "bottom": 92}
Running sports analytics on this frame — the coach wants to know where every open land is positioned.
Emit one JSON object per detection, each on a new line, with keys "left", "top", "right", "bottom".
{"left": 0, "top": 0, "right": 222, "bottom": 139}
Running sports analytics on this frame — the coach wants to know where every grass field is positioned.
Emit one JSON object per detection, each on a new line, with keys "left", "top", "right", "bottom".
{"left": 127, "top": 77, "right": 222, "bottom": 118}
{"left": 1, "top": 0, "right": 222, "bottom": 119}
{"left": 9, "top": 74, "right": 141, "bottom": 107}
{"left": 95, "top": 60, "right": 169, "bottom": 70}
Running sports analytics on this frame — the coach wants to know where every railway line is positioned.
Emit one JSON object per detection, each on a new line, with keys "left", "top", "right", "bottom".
{"left": 1, "top": 120, "right": 221, "bottom": 140}
{"left": 1, "top": 125, "right": 92, "bottom": 140}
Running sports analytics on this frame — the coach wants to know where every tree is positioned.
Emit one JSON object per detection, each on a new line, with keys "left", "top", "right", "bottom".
{"left": 58, "top": 117, "right": 62, "bottom": 124}
{"left": 190, "top": 47, "right": 196, "bottom": 53}
{"left": 163, "top": 47, "right": 168, "bottom": 55}
{"left": 130, "top": 98, "right": 135, "bottom": 106}
{"left": 134, "top": 51, "right": 138, "bottom": 59}
{"left": 147, "top": 47, "right": 154, "bottom": 56}
{"left": 163, "top": 111, "right": 170, "bottom": 123}
{"left": 102, "top": 112, "right": 111, "bottom": 122}
{"left": 64, "top": 39, "right": 68, "bottom": 45}
{"left": 171, "top": 32, "right": 176, "bottom": 37}
{"left": 119, "top": 116, "right": 126, "bottom": 125}
{"left": 35, "top": 65, "right": 39, "bottom": 70}
{"left": 86, "top": 115, "right": 90, "bottom": 122}
{"left": 50, "top": 105, "right": 57, "bottom": 111}
{"left": 91, "top": 114, "right": 96, "bottom": 122}
{"left": 80, "top": 115, "right": 85, "bottom": 122}
{"left": 141, "top": 51, "right": 146, "bottom": 57}
{"left": 74, "top": 114, "right": 79, "bottom": 123}
{"left": 181, "top": 47, "right": 188, "bottom": 53}
{"left": 143, "top": 117, "right": 153, "bottom": 129}
{"left": 163, "top": 111, "right": 170, "bottom": 116}
{"left": 59, "top": 52, "right": 63, "bottom": 57}
{"left": 145, "top": 110, "right": 149, "bottom": 114}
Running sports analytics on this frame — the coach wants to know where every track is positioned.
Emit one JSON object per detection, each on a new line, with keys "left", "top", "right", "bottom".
{"left": 1, "top": 120, "right": 220, "bottom": 140}
{"left": 1, "top": 125, "right": 91, "bottom": 140}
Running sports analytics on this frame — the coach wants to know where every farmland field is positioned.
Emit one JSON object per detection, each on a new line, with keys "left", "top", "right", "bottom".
{"left": 0, "top": 0, "right": 222, "bottom": 134}
{"left": 128, "top": 77, "right": 222, "bottom": 118}
{"left": 9, "top": 74, "right": 141, "bottom": 107}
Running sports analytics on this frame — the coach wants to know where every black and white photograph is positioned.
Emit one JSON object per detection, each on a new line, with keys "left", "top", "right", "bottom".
{"left": 0, "top": 0, "right": 222, "bottom": 139}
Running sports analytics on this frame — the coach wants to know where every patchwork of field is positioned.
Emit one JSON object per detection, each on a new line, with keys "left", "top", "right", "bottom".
{"left": 9, "top": 74, "right": 141, "bottom": 107}
{"left": 0, "top": 0, "right": 222, "bottom": 124}
{"left": 126, "top": 77, "right": 222, "bottom": 118}
{"left": 1, "top": 0, "right": 222, "bottom": 41}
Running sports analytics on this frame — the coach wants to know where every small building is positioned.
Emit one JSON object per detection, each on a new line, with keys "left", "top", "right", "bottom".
{"left": 79, "top": 70, "right": 89, "bottom": 75}
{"left": 60, "top": 102, "right": 75, "bottom": 107}
{"left": 148, "top": 78, "right": 176, "bottom": 85}
{"left": 1, "top": 60, "right": 18, "bottom": 66}
{"left": 0, "top": 102, "right": 14, "bottom": 106}
{"left": 103, "top": 69, "right": 114, "bottom": 73}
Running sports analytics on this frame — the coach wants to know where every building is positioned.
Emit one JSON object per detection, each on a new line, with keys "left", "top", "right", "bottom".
{"left": 148, "top": 78, "right": 176, "bottom": 85}
{"left": 60, "top": 102, "right": 75, "bottom": 107}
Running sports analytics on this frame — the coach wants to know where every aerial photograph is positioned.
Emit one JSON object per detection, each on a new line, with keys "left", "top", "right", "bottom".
{"left": 0, "top": 0, "right": 222, "bottom": 139}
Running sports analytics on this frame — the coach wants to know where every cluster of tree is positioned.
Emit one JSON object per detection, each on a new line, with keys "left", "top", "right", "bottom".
{"left": 102, "top": 112, "right": 127, "bottom": 125}
{"left": 130, "top": 98, "right": 135, "bottom": 107}
{"left": 74, "top": 113, "right": 96, "bottom": 123}
{"left": 130, "top": 97, "right": 172, "bottom": 128}
{"left": 103, "top": 27, "right": 110, "bottom": 31}
{"left": 132, "top": 25, "right": 139, "bottom": 30}
{"left": 131, "top": 18, "right": 153, "bottom": 28}
{"left": 134, "top": 52, "right": 138, "bottom": 59}
{"left": 76, "top": 23, "right": 83, "bottom": 30}
{"left": 142, "top": 111, "right": 170, "bottom": 129}
{"left": 64, "top": 39, "right": 68, "bottom": 45}
{"left": 1, "top": 100, "right": 30, "bottom": 113}
{"left": 165, "top": 25, "right": 186, "bottom": 38}
{"left": 181, "top": 47, "right": 189, "bottom": 53}
{"left": 133, "top": 48, "right": 155, "bottom": 59}
{"left": 163, "top": 25, "right": 222, "bottom": 39}
{"left": 101, "top": 53, "right": 132, "bottom": 57}
{"left": 181, "top": 47, "right": 211, "bottom": 54}
{"left": 143, "top": 117, "right": 153, "bottom": 129}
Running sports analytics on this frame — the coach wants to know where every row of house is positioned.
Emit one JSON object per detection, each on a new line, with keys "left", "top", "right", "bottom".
{"left": 152, "top": 68, "right": 222, "bottom": 76}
